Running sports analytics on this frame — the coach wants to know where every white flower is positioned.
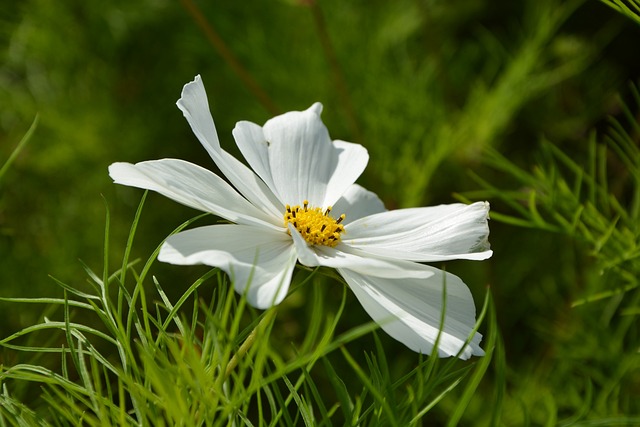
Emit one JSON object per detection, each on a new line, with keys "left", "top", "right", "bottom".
{"left": 109, "top": 75, "right": 492, "bottom": 359}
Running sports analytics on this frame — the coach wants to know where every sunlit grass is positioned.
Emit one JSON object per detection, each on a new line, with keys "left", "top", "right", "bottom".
{"left": 0, "top": 193, "right": 496, "bottom": 425}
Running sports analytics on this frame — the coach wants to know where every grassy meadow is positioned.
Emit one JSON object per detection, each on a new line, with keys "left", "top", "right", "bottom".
{"left": 1, "top": 0, "right": 640, "bottom": 425}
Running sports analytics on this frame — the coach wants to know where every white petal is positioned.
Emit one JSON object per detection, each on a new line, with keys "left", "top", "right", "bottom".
{"left": 343, "top": 202, "right": 492, "bottom": 262}
{"left": 158, "top": 224, "right": 296, "bottom": 309}
{"left": 339, "top": 267, "right": 484, "bottom": 359}
{"left": 261, "top": 103, "right": 368, "bottom": 207}
{"left": 288, "top": 224, "right": 319, "bottom": 267}
{"left": 232, "top": 122, "right": 370, "bottom": 211}
{"left": 176, "top": 75, "right": 221, "bottom": 154}
{"left": 332, "top": 184, "right": 386, "bottom": 225}
{"left": 109, "top": 159, "right": 279, "bottom": 229}
{"left": 287, "top": 230, "right": 433, "bottom": 279}
{"left": 176, "top": 75, "right": 283, "bottom": 220}
{"left": 232, "top": 120, "right": 277, "bottom": 194}
{"left": 322, "top": 141, "right": 369, "bottom": 208}
{"left": 261, "top": 104, "right": 332, "bottom": 206}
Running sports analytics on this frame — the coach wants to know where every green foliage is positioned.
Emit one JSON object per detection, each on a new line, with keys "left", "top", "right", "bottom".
{"left": 464, "top": 83, "right": 640, "bottom": 304}
{"left": 0, "top": 115, "right": 38, "bottom": 184}
{"left": 600, "top": 0, "right": 640, "bottom": 26}
{"left": 0, "top": 195, "right": 496, "bottom": 425}
{"left": 457, "top": 83, "right": 640, "bottom": 425}
{"left": 2, "top": 0, "right": 640, "bottom": 424}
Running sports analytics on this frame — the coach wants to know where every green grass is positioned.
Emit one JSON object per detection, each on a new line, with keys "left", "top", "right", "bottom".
{"left": 0, "top": 192, "right": 497, "bottom": 425}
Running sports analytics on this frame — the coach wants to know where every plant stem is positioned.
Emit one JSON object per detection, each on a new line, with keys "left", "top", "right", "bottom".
{"left": 224, "top": 308, "right": 277, "bottom": 379}
{"left": 180, "top": 0, "right": 280, "bottom": 115}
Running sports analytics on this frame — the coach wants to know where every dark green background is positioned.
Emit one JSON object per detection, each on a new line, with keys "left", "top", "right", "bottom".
{"left": 2, "top": 0, "right": 639, "bottom": 423}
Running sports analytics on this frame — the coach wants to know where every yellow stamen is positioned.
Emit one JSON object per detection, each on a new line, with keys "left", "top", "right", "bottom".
{"left": 284, "top": 200, "right": 346, "bottom": 247}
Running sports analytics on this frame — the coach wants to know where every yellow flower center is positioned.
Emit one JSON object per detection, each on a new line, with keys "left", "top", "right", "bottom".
{"left": 284, "top": 200, "right": 346, "bottom": 247}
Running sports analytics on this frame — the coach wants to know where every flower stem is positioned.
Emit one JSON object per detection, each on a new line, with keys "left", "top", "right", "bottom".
{"left": 307, "top": 2, "right": 363, "bottom": 143}
{"left": 224, "top": 308, "right": 277, "bottom": 379}
{"left": 180, "top": 0, "right": 280, "bottom": 115}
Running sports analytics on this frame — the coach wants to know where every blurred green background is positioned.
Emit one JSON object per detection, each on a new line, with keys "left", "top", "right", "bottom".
{"left": 2, "top": 0, "right": 640, "bottom": 424}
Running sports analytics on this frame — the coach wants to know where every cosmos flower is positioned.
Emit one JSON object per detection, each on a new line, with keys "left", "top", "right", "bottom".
{"left": 109, "top": 75, "right": 492, "bottom": 359}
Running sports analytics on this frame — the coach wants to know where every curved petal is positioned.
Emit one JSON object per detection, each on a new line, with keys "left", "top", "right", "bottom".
{"left": 343, "top": 202, "right": 492, "bottom": 262}
{"left": 233, "top": 120, "right": 276, "bottom": 193}
{"left": 109, "top": 159, "right": 279, "bottom": 230}
{"left": 259, "top": 103, "right": 368, "bottom": 207}
{"left": 338, "top": 267, "right": 484, "bottom": 359}
{"left": 176, "top": 75, "right": 219, "bottom": 153}
{"left": 323, "top": 141, "right": 369, "bottom": 208}
{"left": 176, "top": 75, "right": 283, "bottom": 221}
{"left": 158, "top": 224, "right": 296, "bottom": 309}
{"left": 288, "top": 226, "right": 432, "bottom": 279}
{"left": 261, "top": 103, "right": 332, "bottom": 206}
{"left": 332, "top": 184, "right": 386, "bottom": 225}
{"left": 288, "top": 223, "right": 320, "bottom": 267}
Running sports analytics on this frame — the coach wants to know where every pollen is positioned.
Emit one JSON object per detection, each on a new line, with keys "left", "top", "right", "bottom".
{"left": 284, "top": 200, "right": 345, "bottom": 247}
